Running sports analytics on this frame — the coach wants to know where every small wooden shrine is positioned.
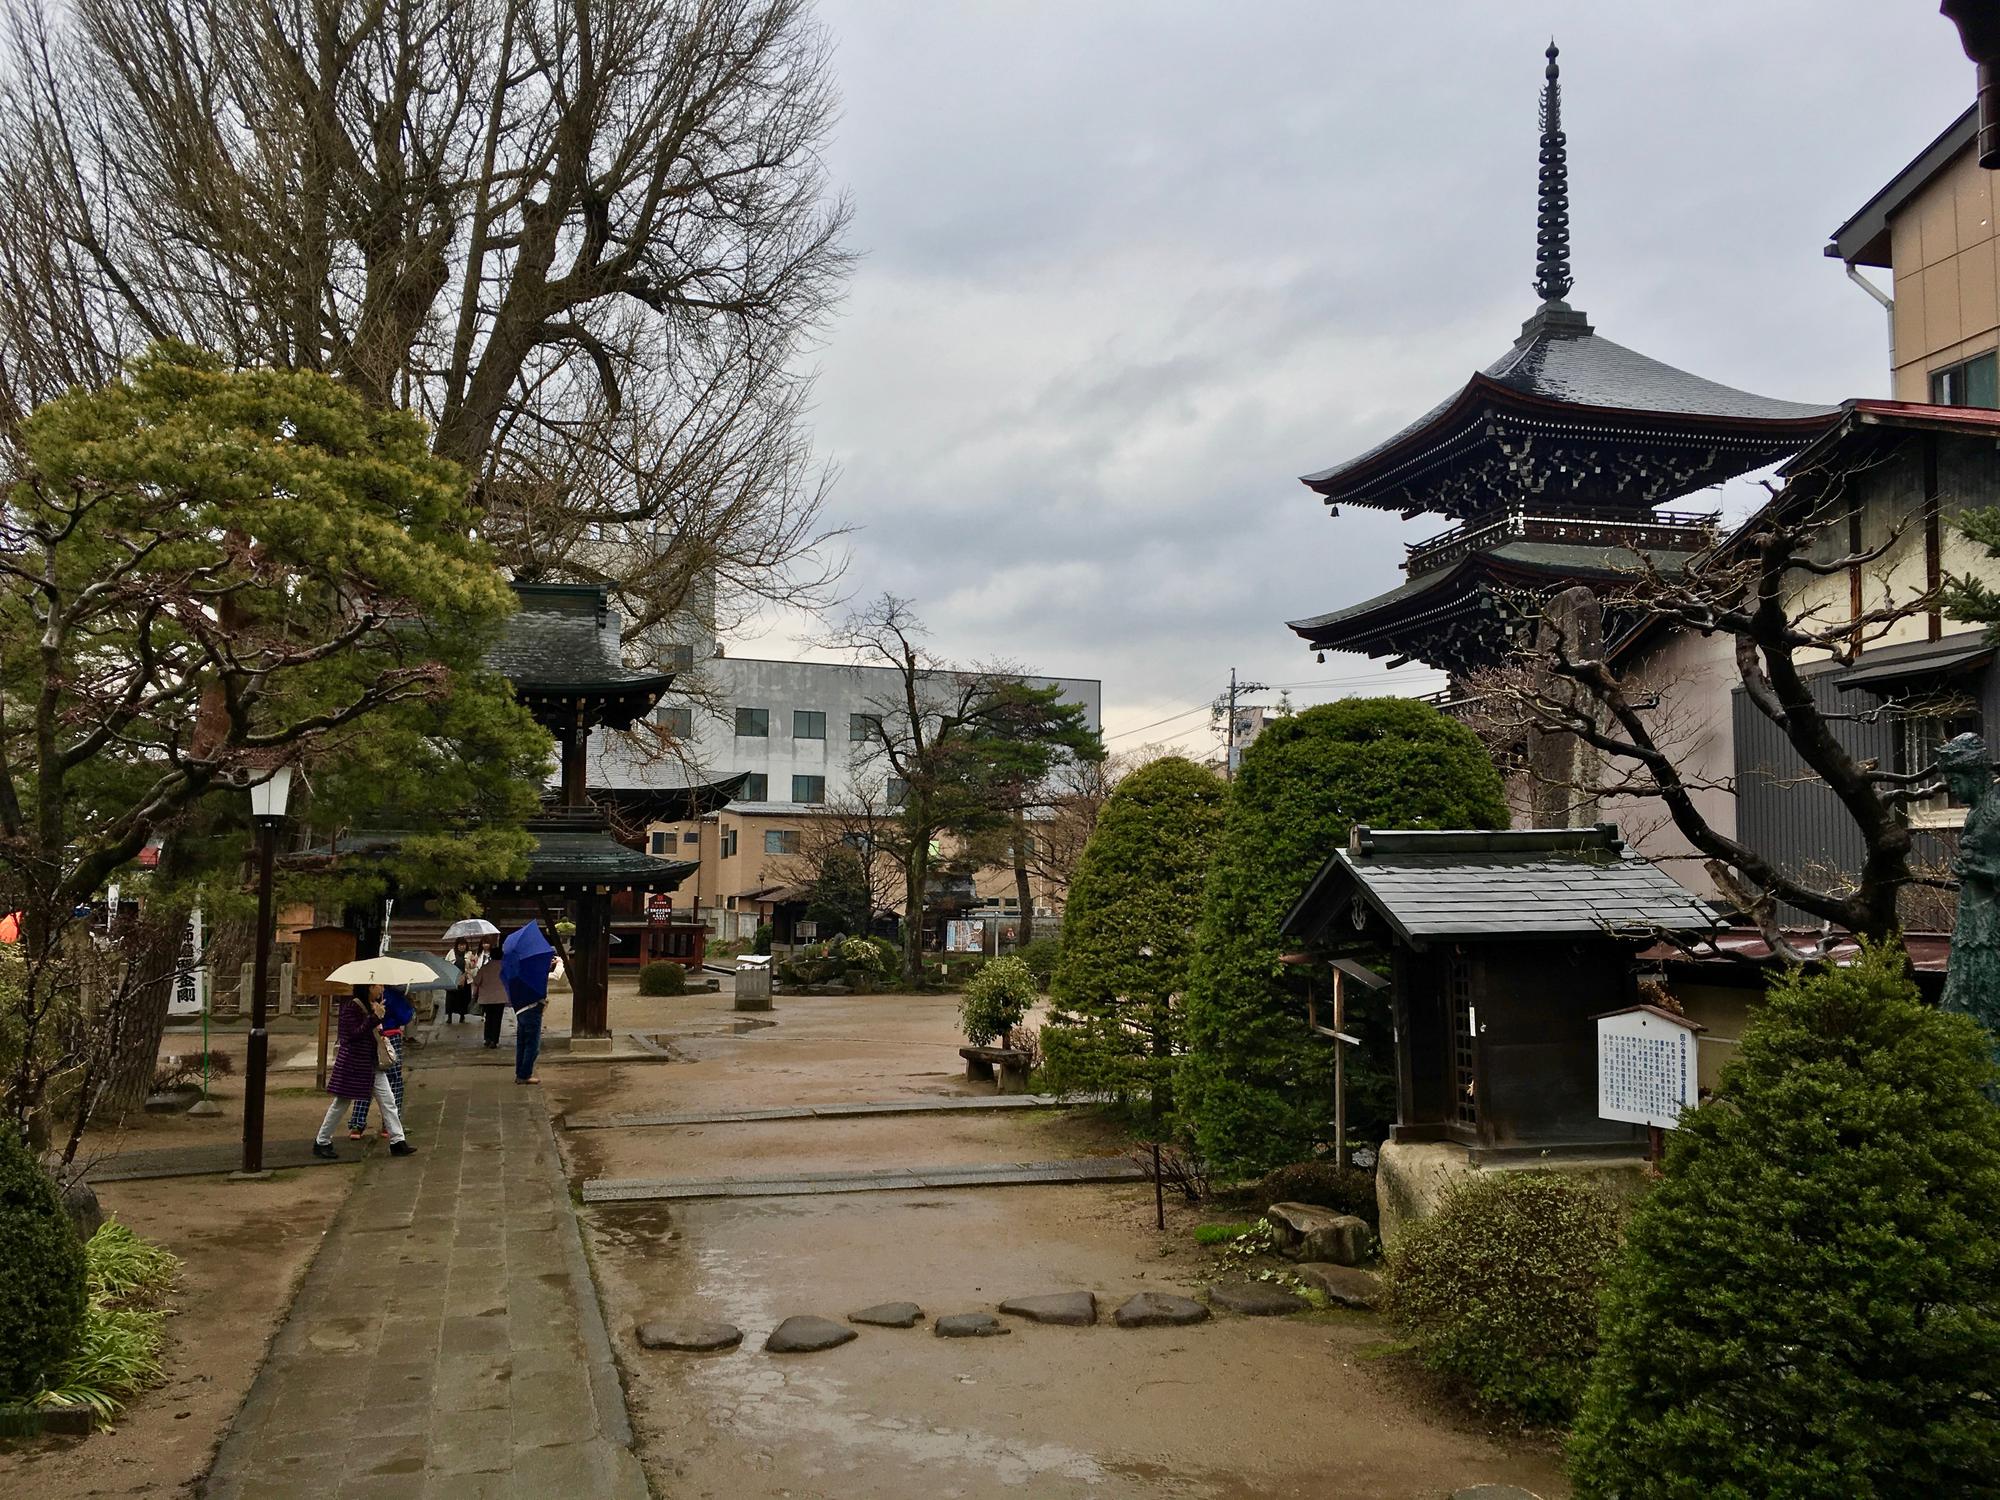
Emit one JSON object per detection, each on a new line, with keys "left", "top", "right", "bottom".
{"left": 1280, "top": 825, "right": 1716, "bottom": 1160}
{"left": 1286, "top": 45, "right": 1835, "bottom": 678}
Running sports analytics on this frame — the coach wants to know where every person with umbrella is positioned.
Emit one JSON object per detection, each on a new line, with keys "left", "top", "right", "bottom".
{"left": 500, "top": 922, "right": 556, "bottom": 1085}
{"left": 345, "top": 983, "right": 413, "bottom": 1139}
{"left": 441, "top": 916, "right": 498, "bottom": 1025}
{"left": 310, "top": 956, "right": 433, "bottom": 1158}
{"left": 473, "top": 940, "right": 508, "bottom": 1048}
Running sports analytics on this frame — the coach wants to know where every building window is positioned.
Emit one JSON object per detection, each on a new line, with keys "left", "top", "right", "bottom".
{"left": 656, "top": 705, "right": 693, "bottom": 738}
{"left": 682, "top": 830, "right": 699, "bottom": 845}
{"left": 765, "top": 829, "right": 800, "bottom": 855}
{"left": 662, "top": 643, "right": 695, "bottom": 671}
{"left": 726, "top": 895, "right": 738, "bottom": 911}
{"left": 649, "top": 831, "right": 668, "bottom": 855}
{"left": 886, "top": 776, "right": 909, "bottom": 808}
{"left": 735, "top": 707, "right": 769, "bottom": 737}
{"left": 792, "top": 774, "right": 826, "bottom": 804}
{"left": 1930, "top": 351, "right": 1999, "bottom": 409}
{"left": 794, "top": 710, "right": 826, "bottom": 740}
{"left": 720, "top": 826, "right": 738, "bottom": 858}
{"left": 849, "top": 712, "right": 882, "bottom": 742}
{"left": 1893, "top": 691, "right": 1984, "bottom": 822}
{"left": 739, "top": 772, "right": 768, "bottom": 802}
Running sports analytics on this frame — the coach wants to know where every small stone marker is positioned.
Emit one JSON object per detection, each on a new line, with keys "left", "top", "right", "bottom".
{"left": 636, "top": 1319, "right": 742, "bottom": 1352}
{"left": 849, "top": 1302, "right": 925, "bottom": 1328}
{"left": 1266, "top": 1202, "right": 1377, "bottom": 1266}
{"left": 934, "top": 1312, "right": 1010, "bottom": 1338}
{"left": 1113, "top": 1292, "right": 1210, "bottom": 1328}
{"left": 1205, "top": 1280, "right": 1308, "bottom": 1317}
{"left": 997, "top": 1291, "right": 1097, "bottom": 1326}
{"left": 1291, "top": 1263, "right": 1382, "bottom": 1311}
{"left": 764, "top": 1315, "right": 857, "bottom": 1353}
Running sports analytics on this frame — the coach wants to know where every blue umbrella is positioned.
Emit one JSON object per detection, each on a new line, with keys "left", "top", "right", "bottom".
{"left": 500, "top": 922, "right": 555, "bottom": 1007}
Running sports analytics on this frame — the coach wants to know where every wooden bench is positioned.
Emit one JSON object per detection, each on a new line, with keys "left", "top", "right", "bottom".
{"left": 959, "top": 1045, "right": 1030, "bottom": 1095}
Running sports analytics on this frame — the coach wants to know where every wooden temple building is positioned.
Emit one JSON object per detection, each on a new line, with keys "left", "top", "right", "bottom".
{"left": 1281, "top": 826, "right": 1716, "bottom": 1160}
{"left": 1286, "top": 45, "right": 1836, "bottom": 678}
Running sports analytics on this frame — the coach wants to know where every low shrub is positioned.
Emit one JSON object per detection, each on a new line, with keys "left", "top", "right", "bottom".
{"left": 1013, "top": 936, "right": 1061, "bottom": 991}
{"left": 36, "top": 1218, "right": 180, "bottom": 1420}
{"left": 1007, "top": 1023, "right": 1043, "bottom": 1072}
{"left": 1192, "top": 1221, "right": 1259, "bottom": 1246}
{"left": 1254, "top": 1159, "right": 1379, "bottom": 1229}
{"left": 959, "top": 956, "right": 1037, "bottom": 1045}
{"left": 751, "top": 922, "right": 773, "bottom": 956}
{"left": 636, "top": 961, "right": 687, "bottom": 997}
{"left": 0, "top": 1125, "right": 89, "bottom": 1401}
{"left": 1386, "top": 1171, "right": 1622, "bottom": 1423}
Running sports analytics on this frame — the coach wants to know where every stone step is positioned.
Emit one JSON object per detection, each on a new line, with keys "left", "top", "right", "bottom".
{"left": 562, "top": 1092, "right": 1106, "bottom": 1131}
{"left": 580, "top": 1157, "right": 1148, "bottom": 1204}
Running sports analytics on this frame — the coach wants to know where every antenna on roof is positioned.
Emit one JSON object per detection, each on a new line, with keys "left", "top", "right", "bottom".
{"left": 1534, "top": 41, "right": 1574, "bottom": 304}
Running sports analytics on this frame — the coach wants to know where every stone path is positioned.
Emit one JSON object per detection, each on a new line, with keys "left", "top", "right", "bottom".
{"left": 203, "top": 1072, "right": 645, "bottom": 1500}
{"left": 582, "top": 1156, "right": 1150, "bottom": 1204}
{"left": 563, "top": 1092, "right": 1096, "bottom": 1131}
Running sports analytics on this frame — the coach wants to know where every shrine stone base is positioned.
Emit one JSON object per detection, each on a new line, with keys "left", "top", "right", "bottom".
{"left": 568, "top": 1034, "right": 615, "bottom": 1054}
{"left": 1376, "top": 1140, "right": 1653, "bottom": 1247}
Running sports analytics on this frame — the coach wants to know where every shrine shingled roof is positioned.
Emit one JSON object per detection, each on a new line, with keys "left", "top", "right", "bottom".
{"left": 1281, "top": 826, "right": 1719, "bottom": 950}
{"left": 485, "top": 583, "right": 675, "bottom": 698}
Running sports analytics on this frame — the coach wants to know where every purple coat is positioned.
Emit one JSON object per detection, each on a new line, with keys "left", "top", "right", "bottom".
{"left": 326, "top": 997, "right": 380, "bottom": 1098}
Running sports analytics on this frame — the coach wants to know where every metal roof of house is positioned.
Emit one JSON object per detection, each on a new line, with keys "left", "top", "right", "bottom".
{"left": 1281, "top": 825, "right": 1719, "bottom": 950}
{"left": 1826, "top": 107, "right": 1977, "bottom": 269}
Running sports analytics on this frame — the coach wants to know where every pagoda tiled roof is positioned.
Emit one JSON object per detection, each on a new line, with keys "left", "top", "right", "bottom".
{"left": 1302, "top": 305, "right": 1837, "bottom": 517}
{"left": 297, "top": 819, "right": 697, "bottom": 895}
{"left": 485, "top": 582, "right": 674, "bottom": 731}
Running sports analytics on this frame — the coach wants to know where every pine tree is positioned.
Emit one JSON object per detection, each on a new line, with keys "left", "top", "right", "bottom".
{"left": 1570, "top": 945, "right": 2000, "bottom": 1499}
{"left": 1041, "top": 757, "right": 1225, "bottom": 1108}
{"left": 1177, "top": 698, "right": 1508, "bottom": 1176}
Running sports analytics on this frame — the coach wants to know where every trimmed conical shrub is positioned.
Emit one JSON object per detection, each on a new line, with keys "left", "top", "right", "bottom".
{"left": 0, "top": 1123, "right": 89, "bottom": 1400}
{"left": 1570, "top": 944, "right": 2000, "bottom": 1498}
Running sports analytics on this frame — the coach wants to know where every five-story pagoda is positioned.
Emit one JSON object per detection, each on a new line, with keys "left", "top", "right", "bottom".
{"left": 1287, "top": 45, "right": 1837, "bottom": 677}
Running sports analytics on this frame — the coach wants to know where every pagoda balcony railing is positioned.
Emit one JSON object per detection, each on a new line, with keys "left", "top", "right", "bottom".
{"left": 1405, "top": 507, "right": 1719, "bottom": 578}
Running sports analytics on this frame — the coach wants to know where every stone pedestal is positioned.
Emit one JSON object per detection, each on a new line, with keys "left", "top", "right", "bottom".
{"left": 568, "top": 1035, "right": 614, "bottom": 1054}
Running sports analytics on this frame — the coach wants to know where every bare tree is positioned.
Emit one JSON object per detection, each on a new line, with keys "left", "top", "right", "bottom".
{"left": 1467, "top": 464, "right": 1953, "bottom": 958}
{"left": 0, "top": 0, "right": 852, "bottom": 649}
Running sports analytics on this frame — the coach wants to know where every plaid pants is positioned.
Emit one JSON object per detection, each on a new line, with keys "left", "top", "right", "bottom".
{"left": 349, "top": 1030, "right": 405, "bottom": 1132}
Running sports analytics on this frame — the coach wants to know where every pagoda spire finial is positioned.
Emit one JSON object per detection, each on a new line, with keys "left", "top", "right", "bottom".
{"left": 1534, "top": 40, "right": 1574, "bottom": 304}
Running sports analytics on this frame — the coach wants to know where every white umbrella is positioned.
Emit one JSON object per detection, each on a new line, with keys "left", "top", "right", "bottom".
{"left": 324, "top": 955, "right": 440, "bottom": 988}
{"left": 441, "top": 917, "right": 500, "bottom": 941}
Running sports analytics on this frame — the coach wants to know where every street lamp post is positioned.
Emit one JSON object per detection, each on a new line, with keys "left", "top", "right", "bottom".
{"left": 239, "top": 767, "right": 292, "bottom": 1177}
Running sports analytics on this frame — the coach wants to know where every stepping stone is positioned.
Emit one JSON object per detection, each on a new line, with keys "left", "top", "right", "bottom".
{"left": 636, "top": 1319, "right": 742, "bottom": 1352}
{"left": 1206, "top": 1280, "right": 1308, "bottom": 1317}
{"left": 1113, "top": 1292, "right": 1210, "bottom": 1328}
{"left": 998, "top": 1291, "right": 1097, "bottom": 1326}
{"left": 849, "top": 1301, "right": 925, "bottom": 1328}
{"left": 934, "top": 1312, "right": 1010, "bottom": 1338}
{"left": 764, "top": 1315, "right": 857, "bottom": 1353}
{"left": 1453, "top": 1488, "right": 1544, "bottom": 1500}
{"left": 1292, "top": 1262, "right": 1382, "bottom": 1311}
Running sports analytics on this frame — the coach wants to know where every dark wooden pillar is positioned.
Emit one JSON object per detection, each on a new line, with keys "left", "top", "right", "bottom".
{"left": 560, "top": 705, "right": 589, "bottom": 809}
{"left": 572, "top": 889, "right": 611, "bottom": 1037}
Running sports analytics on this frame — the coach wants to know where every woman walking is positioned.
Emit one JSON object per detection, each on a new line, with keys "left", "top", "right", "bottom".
{"left": 347, "top": 984, "right": 413, "bottom": 1139}
{"left": 313, "top": 986, "right": 415, "bottom": 1158}
{"left": 473, "top": 943, "right": 508, "bottom": 1048}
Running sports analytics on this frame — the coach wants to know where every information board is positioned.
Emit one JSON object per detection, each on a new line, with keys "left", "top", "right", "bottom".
{"left": 1596, "top": 1007, "right": 1700, "bottom": 1130}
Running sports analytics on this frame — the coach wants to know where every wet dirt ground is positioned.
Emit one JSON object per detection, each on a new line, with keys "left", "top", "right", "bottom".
{"left": 564, "top": 990, "right": 1570, "bottom": 1499}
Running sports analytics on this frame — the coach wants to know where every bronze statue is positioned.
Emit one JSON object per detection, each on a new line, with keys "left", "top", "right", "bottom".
{"left": 1939, "top": 733, "right": 2000, "bottom": 1040}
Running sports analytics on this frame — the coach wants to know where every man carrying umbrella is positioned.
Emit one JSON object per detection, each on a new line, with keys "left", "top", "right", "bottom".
{"left": 500, "top": 922, "right": 556, "bottom": 1085}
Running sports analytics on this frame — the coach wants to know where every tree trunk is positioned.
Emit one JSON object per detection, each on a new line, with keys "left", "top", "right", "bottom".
{"left": 1011, "top": 811, "right": 1034, "bottom": 945}
{"left": 94, "top": 905, "right": 184, "bottom": 1118}
{"left": 903, "top": 845, "right": 927, "bottom": 987}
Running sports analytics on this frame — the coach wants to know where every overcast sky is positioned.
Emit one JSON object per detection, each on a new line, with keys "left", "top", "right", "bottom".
{"left": 738, "top": 1, "right": 1969, "bottom": 757}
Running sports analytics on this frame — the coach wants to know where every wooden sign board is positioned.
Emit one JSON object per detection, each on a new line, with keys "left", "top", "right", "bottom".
{"left": 296, "top": 926, "right": 357, "bottom": 1091}
{"left": 1595, "top": 1004, "right": 1701, "bottom": 1131}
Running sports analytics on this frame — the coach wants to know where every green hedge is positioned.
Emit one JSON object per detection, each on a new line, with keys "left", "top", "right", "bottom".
{"left": 0, "top": 1125, "right": 89, "bottom": 1401}
{"left": 637, "top": 961, "right": 687, "bottom": 996}
{"left": 1386, "top": 1171, "right": 1622, "bottom": 1422}
{"left": 1570, "top": 945, "right": 2000, "bottom": 1497}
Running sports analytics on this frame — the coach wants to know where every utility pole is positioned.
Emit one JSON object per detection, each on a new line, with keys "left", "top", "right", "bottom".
{"left": 1212, "top": 668, "right": 1269, "bottom": 781}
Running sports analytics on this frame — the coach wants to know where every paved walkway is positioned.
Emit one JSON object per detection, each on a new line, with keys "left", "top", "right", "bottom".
{"left": 203, "top": 1072, "right": 646, "bottom": 1500}
{"left": 581, "top": 1156, "right": 1150, "bottom": 1203}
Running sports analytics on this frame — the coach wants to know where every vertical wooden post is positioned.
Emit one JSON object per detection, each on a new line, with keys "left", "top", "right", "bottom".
{"left": 1333, "top": 969, "right": 1348, "bottom": 1172}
